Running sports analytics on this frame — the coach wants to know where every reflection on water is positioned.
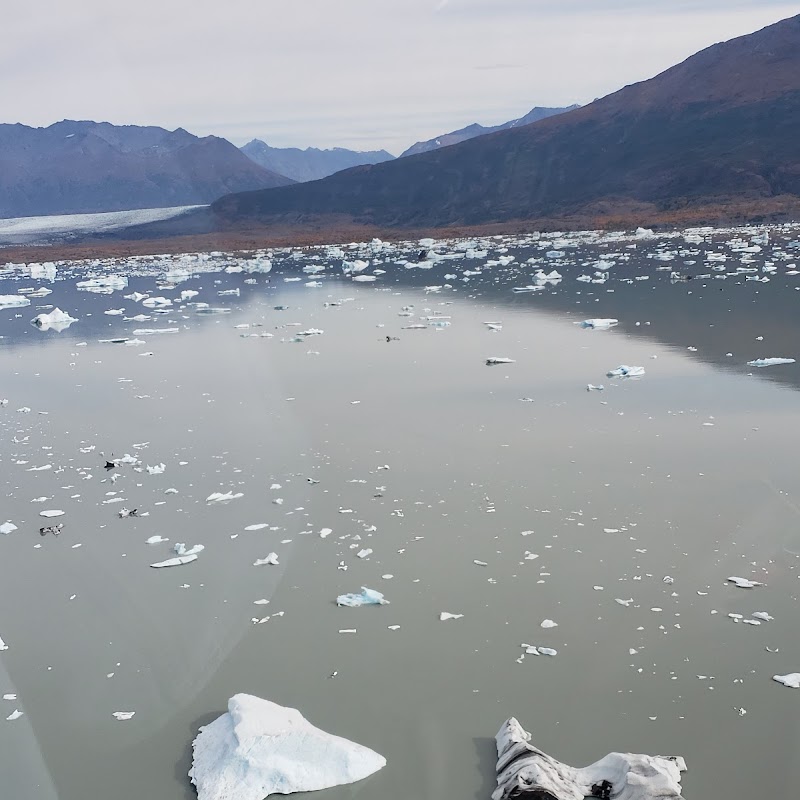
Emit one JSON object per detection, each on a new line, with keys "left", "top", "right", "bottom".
{"left": 1, "top": 225, "right": 799, "bottom": 800}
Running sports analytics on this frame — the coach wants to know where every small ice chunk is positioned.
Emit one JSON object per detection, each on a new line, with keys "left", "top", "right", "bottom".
{"left": 146, "top": 536, "right": 169, "bottom": 544}
{"left": 6, "top": 710, "right": 23, "bottom": 721}
{"left": 439, "top": 612, "right": 464, "bottom": 621}
{"left": 245, "top": 524, "right": 269, "bottom": 531}
{"left": 752, "top": 611, "right": 774, "bottom": 622}
{"left": 146, "top": 463, "right": 166, "bottom": 475}
{"left": 254, "top": 553, "right": 279, "bottom": 566}
{"left": 540, "top": 619, "right": 558, "bottom": 629}
{"left": 206, "top": 491, "right": 244, "bottom": 503}
{"left": 113, "top": 711, "right": 136, "bottom": 721}
{"left": 31, "top": 308, "right": 78, "bottom": 332}
{"left": 356, "top": 548, "right": 373, "bottom": 559}
{"left": 0, "top": 522, "right": 18, "bottom": 535}
{"left": 578, "top": 319, "right": 618, "bottom": 329}
{"left": 39, "top": 510, "right": 65, "bottom": 518}
{"left": 728, "top": 576, "right": 763, "bottom": 589}
{"left": 606, "top": 365, "right": 645, "bottom": 378}
{"left": 150, "top": 555, "right": 198, "bottom": 568}
{"left": 336, "top": 588, "right": 389, "bottom": 607}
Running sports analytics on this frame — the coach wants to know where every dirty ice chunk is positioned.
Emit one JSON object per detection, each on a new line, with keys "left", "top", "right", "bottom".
{"left": 39, "top": 509, "right": 65, "bottom": 518}
{"left": 189, "top": 694, "right": 385, "bottom": 800}
{"left": 254, "top": 553, "right": 279, "bottom": 566}
{"left": 773, "top": 674, "right": 800, "bottom": 689}
{"left": 491, "top": 717, "right": 686, "bottom": 800}
{"left": 540, "top": 619, "right": 558, "bottom": 629}
{"left": 607, "top": 365, "right": 645, "bottom": 378}
{"left": 6, "top": 710, "right": 23, "bottom": 721}
{"left": 747, "top": 358, "right": 796, "bottom": 367}
{"left": 336, "top": 588, "right": 389, "bottom": 607}
{"left": 150, "top": 555, "right": 198, "bottom": 568}
{"left": 578, "top": 319, "right": 618, "bottom": 329}
{"left": 439, "top": 612, "right": 464, "bottom": 621}
{"left": 0, "top": 522, "right": 18, "bottom": 535}
{"left": 486, "top": 357, "right": 516, "bottom": 366}
{"left": 31, "top": 307, "right": 78, "bottom": 331}
{"left": 728, "top": 576, "right": 764, "bottom": 589}
{"left": 113, "top": 711, "right": 136, "bottom": 721}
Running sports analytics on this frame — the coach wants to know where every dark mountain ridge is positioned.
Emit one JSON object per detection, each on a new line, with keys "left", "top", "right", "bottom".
{"left": 0, "top": 120, "right": 293, "bottom": 219}
{"left": 209, "top": 15, "right": 800, "bottom": 230}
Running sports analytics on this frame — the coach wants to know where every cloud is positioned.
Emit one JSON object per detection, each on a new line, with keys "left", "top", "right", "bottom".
{"left": 1, "top": 1, "right": 796, "bottom": 153}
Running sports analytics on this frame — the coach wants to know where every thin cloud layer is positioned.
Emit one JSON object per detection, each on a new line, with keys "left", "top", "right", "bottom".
{"left": 1, "top": 0, "right": 795, "bottom": 154}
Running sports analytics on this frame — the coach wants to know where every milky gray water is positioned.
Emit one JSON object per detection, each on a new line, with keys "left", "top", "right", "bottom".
{"left": 1, "top": 226, "right": 800, "bottom": 800}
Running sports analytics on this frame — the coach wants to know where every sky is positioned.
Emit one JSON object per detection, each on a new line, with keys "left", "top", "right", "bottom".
{"left": 2, "top": 0, "right": 797, "bottom": 155}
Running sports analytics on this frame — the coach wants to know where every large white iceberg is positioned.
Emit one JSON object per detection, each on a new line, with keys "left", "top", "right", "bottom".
{"left": 190, "top": 694, "right": 386, "bottom": 799}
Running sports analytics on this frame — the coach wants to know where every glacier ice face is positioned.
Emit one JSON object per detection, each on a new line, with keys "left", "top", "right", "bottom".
{"left": 189, "top": 694, "right": 386, "bottom": 800}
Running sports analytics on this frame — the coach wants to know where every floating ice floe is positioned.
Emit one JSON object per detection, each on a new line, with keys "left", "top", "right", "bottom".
{"left": 0, "top": 295, "right": 31, "bottom": 308}
{"left": 0, "top": 635, "right": 8, "bottom": 651}
{"left": 254, "top": 553, "right": 279, "bottom": 566}
{"left": 728, "top": 576, "right": 764, "bottom": 589}
{"left": 773, "top": 674, "right": 800, "bottom": 689}
{"left": 189, "top": 694, "right": 386, "bottom": 800}
{"left": 540, "top": 619, "right": 558, "bottom": 629}
{"left": 39, "top": 509, "right": 65, "bottom": 518}
{"left": 207, "top": 491, "right": 244, "bottom": 503}
{"left": 0, "top": 522, "right": 18, "bottom": 535}
{"left": 439, "top": 612, "right": 463, "bottom": 621}
{"left": 6, "top": 710, "right": 24, "bottom": 721}
{"left": 151, "top": 555, "right": 199, "bottom": 568}
{"left": 746, "top": 357, "right": 796, "bottom": 367}
{"left": 578, "top": 319, "right": 618, "bottom": 329}
{"left": 113, "top": 711, "right": 136, "bottom": 721}
{"left": 147, "top": 463, "right": 166, "bottom": 475}
{"left": 31, "top": 308, "right": 78, "bottom": 332}
{"left": 492, "top": 716, "right": 686, "bottom": 800}
{"left": 606, "top": 365, "right": 645, "bottom": 378}
{"left": 336, "top": 588, "right": 389, "bottom": 607}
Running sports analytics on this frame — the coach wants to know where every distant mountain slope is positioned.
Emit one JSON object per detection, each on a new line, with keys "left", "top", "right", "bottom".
{"left": 400, "top": 105, "right": 579, "bottom": 158}
{"left": 240, "top": 140, "right": 395, "bottom": 183}
{"left": 208, "top": 14, "right": 800, "bottom": 230}
{"left": 0, "top": 121, "right": 294, "bottom": 218}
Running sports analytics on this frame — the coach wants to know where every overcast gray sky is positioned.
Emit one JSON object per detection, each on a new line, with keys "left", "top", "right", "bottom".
{"left": 2, "top": 1, "right": 797, "bottom": 154}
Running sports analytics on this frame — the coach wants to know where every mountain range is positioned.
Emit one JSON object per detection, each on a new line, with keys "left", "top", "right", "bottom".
{"left": 399, "top": 105, "right": 579, "bottom": 158}
{"left": 0, "top": 121, "right": 293, "bottom": 219}
{"left": 202, "top": 14, "right": 800, "bottom": 232}
{"left": 240, "top": 140, "right": 395, "bottom": 183}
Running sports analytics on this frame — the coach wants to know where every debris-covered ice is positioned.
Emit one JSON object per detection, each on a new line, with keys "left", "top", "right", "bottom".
{"left": 189, "top": 694, "right": 386, "bottom": 800}
{"left": 492, "top": 716, "right": 686, "bottom": 800}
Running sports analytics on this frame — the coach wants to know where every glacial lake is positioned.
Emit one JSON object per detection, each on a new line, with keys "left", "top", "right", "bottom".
{"left": 1, "top": 224, "right": 800, "bottom": 800}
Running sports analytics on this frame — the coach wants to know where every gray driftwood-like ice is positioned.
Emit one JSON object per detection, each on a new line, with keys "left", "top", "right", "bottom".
{"left": 492, "top": 717, "right": 686, "bottom": 800}
{"left": 189, "top": 694, "right": 386, "bottom": 799}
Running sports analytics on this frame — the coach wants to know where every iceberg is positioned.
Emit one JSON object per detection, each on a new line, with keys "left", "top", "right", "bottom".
{"left": 189, "top": 694, "right": 385, "bottom": 800}
{"left": 486, "top": 357, "right": 516, "bottom": 366}
{"left": 773, "top": 673, "right": 800, "bottom": 689}
{"left": 492, "top": 717, "right": 686, "bottom": 800}
{"left": 746, "top": 357, "right": 796, "bottom": 367}
{"left": 606, "top": 365, "right": 645, "bottom": 378}
{"left": 31, "top": 308, "right": 78, "bottom": 332}
{"left": 336, "top": 587, "right": 389, "bottom": 607}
